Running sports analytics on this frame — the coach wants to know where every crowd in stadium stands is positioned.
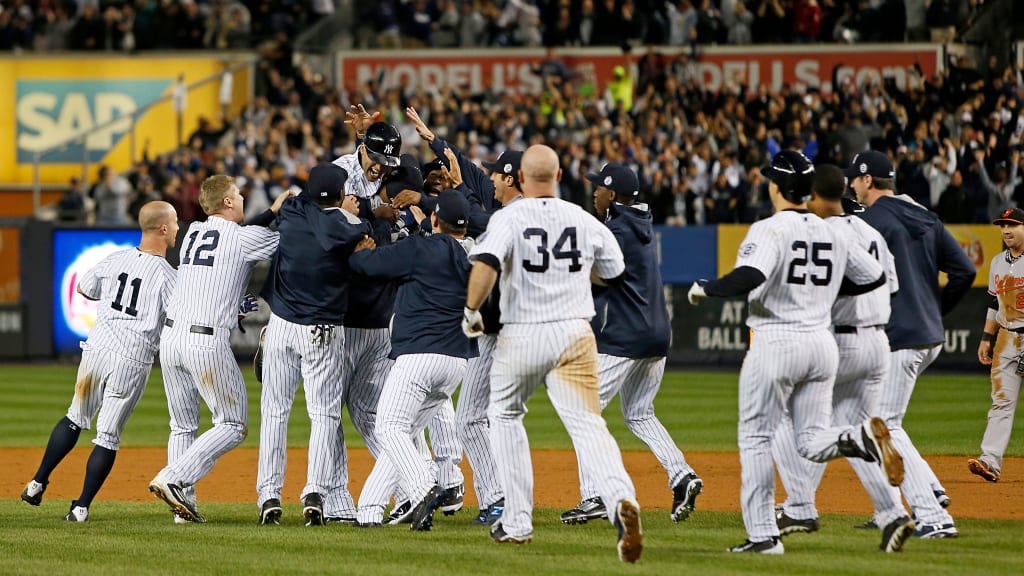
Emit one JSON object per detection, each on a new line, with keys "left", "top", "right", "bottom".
{"left": 12, "top": 0, "right": 1015, "bottom": 227}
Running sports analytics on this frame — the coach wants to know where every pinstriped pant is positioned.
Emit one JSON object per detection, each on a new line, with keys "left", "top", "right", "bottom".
{"left": 455, "top": 333, "right": 504, "bottom": 508}
{"left": 159, "top": 324, "right": 247, "bottom": 489}
{"left": 67, "top": 342, "right": 152, "bottom": 451}
{"left": 738, "top": 329, "right": 871, "bottom": 542}
{"left": 490, "top": 320, "right": 636, "bottom": 538}
{"left": 357, "top": 353, "right": 466, "bottom": 523}
{"left": 576, "top": 354, "right": 693, "bottom": 502}
{"left": 772, "top": 328, "right": 908, "bottom": 528}
{"left": 256, "top": 313, "right": 346, "bottom": 507}
{"left": 880, "top": 345, "right": 953, "bottom": 526}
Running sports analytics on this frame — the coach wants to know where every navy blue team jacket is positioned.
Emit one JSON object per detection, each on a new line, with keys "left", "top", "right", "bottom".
{"left": 594, "top": 202, "right": 672, "bottom": 358}
{"left": 261, "top": 195, "right": 371, "bottom": 325}
{"left": 349, "top": 233, "right": 479, "bottom": 360}
{"left": 344, "top": 197, "right": 399, "bottom": 329}
{"left": 859, "top": 196, "right": 976, "bottom": 350}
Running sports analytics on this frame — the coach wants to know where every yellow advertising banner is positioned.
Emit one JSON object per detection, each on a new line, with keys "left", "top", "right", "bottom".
{"left": 0, "top": 55, "right": 253, "bottom": 185}
{"left": 716, "top": 223, "right": 998, "bottom": 289}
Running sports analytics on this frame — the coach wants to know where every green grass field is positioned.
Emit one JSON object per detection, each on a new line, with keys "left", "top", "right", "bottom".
{"left": 1, "top": 365, "right": 1022, "bottom": 574}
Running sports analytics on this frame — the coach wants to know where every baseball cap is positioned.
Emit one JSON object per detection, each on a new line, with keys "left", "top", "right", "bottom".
{"left": 993, "top": 207, "right": 1024, "bottom": 225}
{"left": 844, "top": 150, "right": 895, "bottom": 179}
{"left": 384, "top": 153, "right": 424, "bottom": 199}
{"left": 482, "top": 150, "right": 523, "bottom": 180}
{"left": 306, "top": 164, "right": 348, "bottom": 200}
{"left": 585, "top": 162, "right": 639, "bottom": 197}
{"left": 434, "top": 189, "right": 469, "bottom": 227}
{"left": 422, "top": 158, "right": 445, "bottom": 176}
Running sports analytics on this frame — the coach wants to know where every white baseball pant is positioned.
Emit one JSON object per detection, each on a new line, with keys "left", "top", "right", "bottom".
{"left": 66, "top": 342, "right": 151, "bottom": 451}
{"left": 772, "top": 328, "right": 909, "bottom": 528}
{"left": 356, "top": 353, "right": 466, "bottom": 523}
{"left": 455, "top": 333, "right": 503, "bottom": 508}
{"left": 489, "top": 320, "right": 637, "bottom": 538}
{"left": 576, "top": 354, "right": 693, "bottom": 500}
{"left": 256, "top": 313, "right": 346, "bottom": 507}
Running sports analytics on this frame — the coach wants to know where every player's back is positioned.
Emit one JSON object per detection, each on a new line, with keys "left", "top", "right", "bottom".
{"left": 481, "top": 197, "right": 623, "bottom": 324}
{"left": 81, "top": 248, "right": 176, "bottom": 363}
{"left": 166, "top": 217, "right": 278, "bottom": 329}
{"left": 744, "top": 210, "right": 854, "bottom": 332}
{"left": 830, "top": 215, "right": 895, "bottom": 328}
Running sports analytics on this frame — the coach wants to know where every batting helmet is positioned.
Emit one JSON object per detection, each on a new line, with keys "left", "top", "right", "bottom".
{"left": 363, "top": 122, "right": 402, "bottom": 167}
{"left": 761, "top": 150, "right": 814, "bottom": 204}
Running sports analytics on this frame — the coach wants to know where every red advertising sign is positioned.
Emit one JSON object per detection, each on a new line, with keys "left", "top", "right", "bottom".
{"left": 337, "top": 45, "right": 942, "bottom": 96}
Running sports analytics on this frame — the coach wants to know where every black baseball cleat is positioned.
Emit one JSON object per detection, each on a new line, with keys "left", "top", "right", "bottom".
{"left": 560, "top": 497, "right": 607, "bottom": 525}
{"left": 861, "top": 417, "right": 904, "bottom": 487}
{"left": 21, "top": 480, "right": 47, "bottom": 506}
{"left": 491, "top": 522, "right": 532, "bottom": 544}
{"left": 409, "top": 486, "right": 443, "bottom": 531}
{"left": 303, "top": 493, "right": 324, "bottom": 527}
{"left": 438, "top": 484, "right": 465, "bottom": 516}
{"left": 386, "top": 501, "right": 413, "bottom": 525}
{"left": 259, "top": 498, "right": 282, "bottom": 525}
{"left": 854, "top": 518, "right": 878, "bottom": 530}
{"left": 473, "top": 498, "right": 505, "bottom": 526}
{"left": 880, "top": 516, "right": 915, "bottom": 552}
{"left": 670, "top": 473, "right": 703, "bottom": 522}
{"left": 728, "top": 537, "right": 784, "bottom": 554}
{"left": 149, "top": 474, "right": 201, "bottom": 522}
{"left": 776, "top": 509, "right": 820, "bottom": 536}
{"left": 325, "top": 515, "right": 357, "bottom": 525}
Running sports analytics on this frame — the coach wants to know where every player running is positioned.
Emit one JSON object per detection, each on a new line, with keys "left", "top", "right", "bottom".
{"left": 21, "top": 202, "right": 178, "bottom": 522}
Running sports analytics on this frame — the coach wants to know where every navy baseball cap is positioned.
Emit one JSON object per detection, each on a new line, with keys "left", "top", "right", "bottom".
{"left": 993, "top": 207, "right": 1024, "bottom": 225}
{"left": 434, "top": 189, "right": 469, "bottom": 227}
{"left": 384, "top": 153, "right": 424, "bottom": 199}
{"left": 422, "top": 158, "right": 445, "bottom": 175}
{"left": 482, "top": 150, "right": 523, "bottom": 181}
{"left": 585, "top": 162, "right": 639, "bottom": 196}
{"left": 307, "top": 164, "right": 348, "bottom": 200}
{"left": 844, "top": 150, "right": 895, "bottom": 179}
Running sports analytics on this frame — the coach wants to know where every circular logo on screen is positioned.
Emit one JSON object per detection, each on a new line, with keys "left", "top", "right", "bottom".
{"left": 60, "top": 244, "right": 128, "bottom": 339}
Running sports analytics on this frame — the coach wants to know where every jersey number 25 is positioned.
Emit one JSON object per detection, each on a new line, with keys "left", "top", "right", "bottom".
{"left": 786, "top": 240, "right": 833, "bottom": 286}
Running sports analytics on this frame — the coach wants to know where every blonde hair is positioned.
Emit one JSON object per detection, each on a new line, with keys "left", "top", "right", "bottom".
{"left": 199, "top": 174, "right": 236, "bottom": 215}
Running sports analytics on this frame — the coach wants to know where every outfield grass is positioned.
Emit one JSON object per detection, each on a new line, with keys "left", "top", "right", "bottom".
{"left": 2, "top": 365, "right": 1020, "bottom": 457}
{"left": 0, "top": 501, "right": 1019, "bottom": 576}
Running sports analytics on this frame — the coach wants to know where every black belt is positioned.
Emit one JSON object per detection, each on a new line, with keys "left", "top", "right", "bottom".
{"left": 164, "top": 318, "right": 214, "bottom": 335}
{"left": 834, "top": 325, "right": 884, "bottom": 334}
{"left": 1008, "top": 327, "right": 1024, "bottom": 334}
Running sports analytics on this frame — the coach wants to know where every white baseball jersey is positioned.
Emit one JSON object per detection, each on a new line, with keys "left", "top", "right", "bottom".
{"left": 77, "top": 248, "right": 176, "bottom": 364}
{"left": 736, "top": 210, "right": 882, "bottom": 332}
{"left": 332, "top": 150, "right": 381, "bottom": 199}
{"left": 830, "top": 215, "right": 897, "bottom": 327}
{"left": 166, "top": 217, "right": 279, "bottom": 328}
{"left": 469, "top": 198, "right": 624, "bottom": 324}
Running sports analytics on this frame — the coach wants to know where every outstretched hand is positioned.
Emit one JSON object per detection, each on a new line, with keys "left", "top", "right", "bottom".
{"left": 406, "top": 106, "right": 435, "bottom": 143}
{"left": 345, "top": 104, "right": 381, "bottom": 136}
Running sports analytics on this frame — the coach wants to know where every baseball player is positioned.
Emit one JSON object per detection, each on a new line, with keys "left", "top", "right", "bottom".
{"left": 350, "top": 190, "right": 478, "bottom": 530}
{"left": 21, "top": 202, "right": 178, "bottom": 522}
{"left": 255, "top": 164, "right": 372, "bottom": 526}
{"left": 688, "top": 150, "right": 902, "bottom": 555}
{"left": 149, "top": 175, "right": 281, "bottom": 522}
{"left": 770, "top": 164, "right": 916, "bottom": 553}
{"left": 970, "top": 207, "right": 1024, "bottom": 483}
{"left": 332, "top": 118, "right": 402, "bottom": 199}
{"left": 850, "top": 150, "right": 976, "bottom": 539}
{"left": 562, "top": 163, "right": 702, "bottom": 526}
{"left": 463, "top": 145, "right": 643, "bottom": 563}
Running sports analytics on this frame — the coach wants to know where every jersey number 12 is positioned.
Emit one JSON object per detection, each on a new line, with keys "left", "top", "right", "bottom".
{"left": 181, "top": 230, "right": 221, "bottom": 267}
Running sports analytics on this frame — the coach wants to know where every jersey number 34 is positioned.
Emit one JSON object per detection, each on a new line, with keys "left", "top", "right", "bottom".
{"left": 522, "top": 227, "right": 582, "bottom": 273}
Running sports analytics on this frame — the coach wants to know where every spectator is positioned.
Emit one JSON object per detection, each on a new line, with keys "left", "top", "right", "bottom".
{"left": 752, "top": 0, "right": 787, "bottom": 43}
{"left": 792, "top": 0, "right": 823, "bottom": 43}
{"left": 694, "top": 0, "right": 722, "bottom": 44}
{"left": 93, "top": 166, "right": 132, "bottom": 225}
{"left": 936, "top": 169, "right": 973, "bottom": 223}
{"left": 727, "top": 1, "right": 755, "bottom": 44}
{"left": 925, "top": 0, "right": 958, "bottom": 43}
{"left": 705, "top": 171, "right": 742, "bottom": 223}
{"left": 128, "top": 176, "right": 160, "bottom": 222}
{"left": 57, "top": 176, "right": 89, "bottom": 223}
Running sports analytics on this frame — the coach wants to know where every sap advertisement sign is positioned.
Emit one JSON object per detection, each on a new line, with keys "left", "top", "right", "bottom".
{"left": 16, "top": 80, "right": 171, "bottom": 164}
{"left": 52, "top": 229, "right": 141, "bottom": 354}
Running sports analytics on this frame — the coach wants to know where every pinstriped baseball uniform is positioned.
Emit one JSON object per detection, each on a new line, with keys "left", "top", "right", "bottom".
{"left": 350, "top": 230, "right": 477, "bottom": 525}
{"left": 332, "top": 151, "right": 382, "bottom": 199}
{"left": 772, "top": 215, "right": 911, "bottom": 528}
{"left": 429, "top": 401, "right": 465, "bottom": 491}
{"left": 976, "top": 248, "right": 1024, "bottom": 476}
{"left": 576, "top": 201, "right": 694, "bottom": 505}
{"left": 469, "top": 197, "right": 638, "bottom": 539}
{"left": 727, "top": 210, "right": 884, "bottom": 543}
{"left": 455, "top": 332, "right": 503, "bottom": 508}
{"left": 158, "top": 216, "right": 278, "bottom": 491}
{"left": 67, "top": 249, "right": 176, "bottom": 449}
{"left": 256, "top": 189, "right": 372, "bottom": 514}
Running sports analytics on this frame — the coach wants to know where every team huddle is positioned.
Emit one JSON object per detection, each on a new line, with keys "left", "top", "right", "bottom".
{"left": 19, "top": 104, "right": 1016, "bottom": 559}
